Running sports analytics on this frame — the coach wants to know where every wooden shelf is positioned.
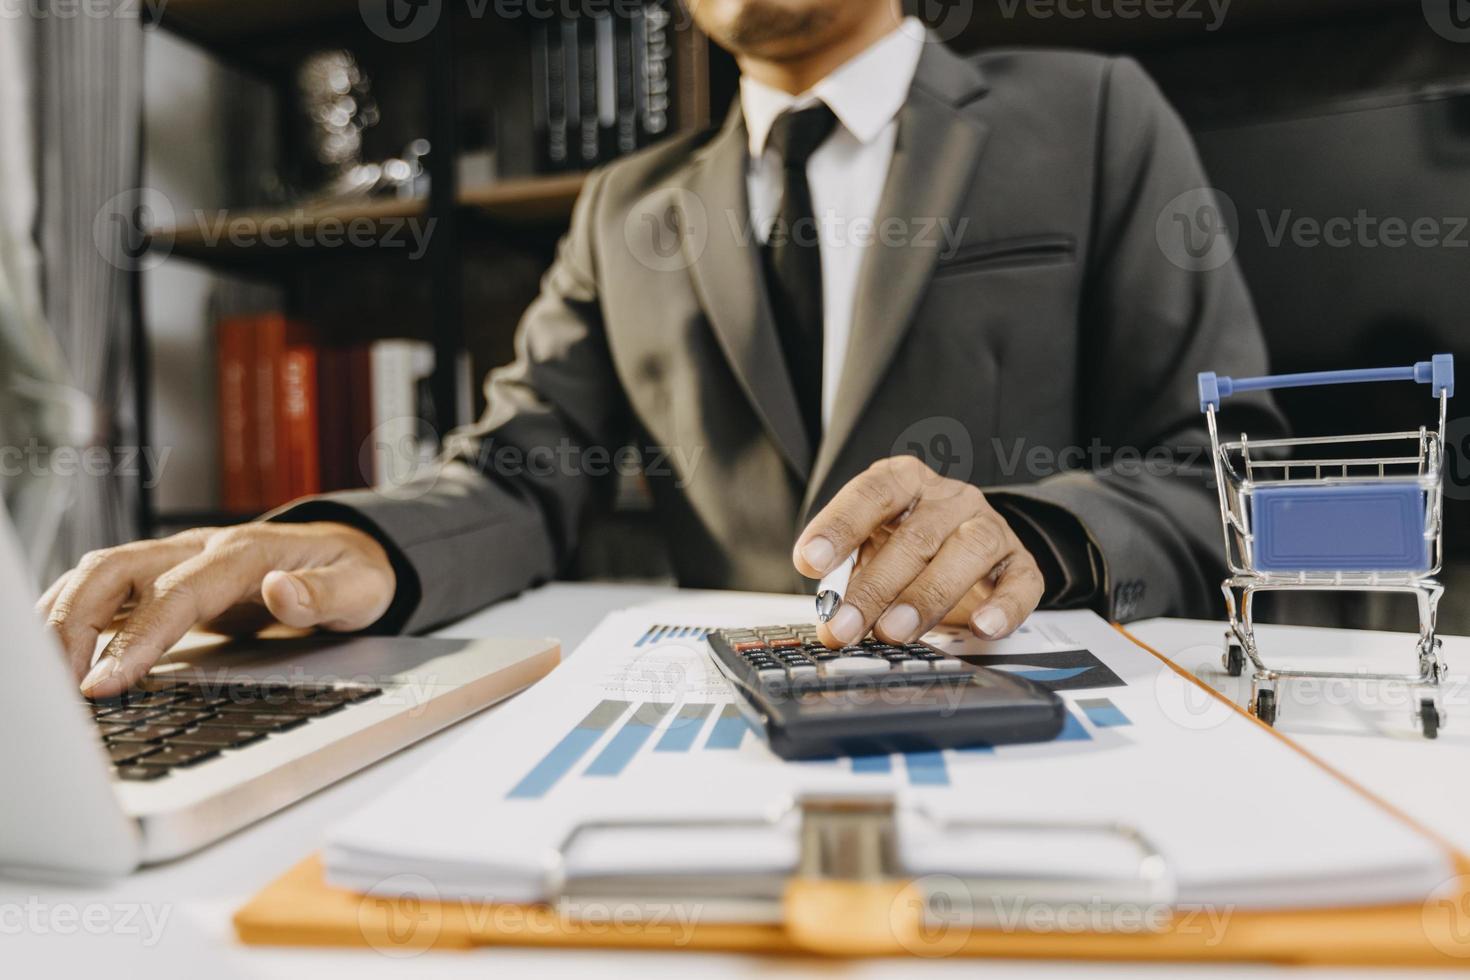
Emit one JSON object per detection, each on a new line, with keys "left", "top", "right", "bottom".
{"left": 460, "top": 172, "right": 587, "bottom": 223}
{"left": 153, "top": 0, "right": 360, "bottom": 48}
{"left": 148, "top": 173, "right": 586, "bottom": 264}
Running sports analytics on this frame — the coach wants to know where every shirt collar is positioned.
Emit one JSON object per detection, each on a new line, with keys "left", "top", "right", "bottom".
{"left": 741, "top": 16, "right": 926, "bottom": 159}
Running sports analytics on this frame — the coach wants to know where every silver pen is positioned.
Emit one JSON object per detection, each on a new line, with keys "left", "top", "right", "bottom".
{"left": 815, "top": 549, "right": 859, "bottom": 623}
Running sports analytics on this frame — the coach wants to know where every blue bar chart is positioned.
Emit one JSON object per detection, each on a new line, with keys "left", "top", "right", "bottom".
{"left": 904, "top": 750, "right": 949, "bottom": 786}
{"left": 507, "top": 699, "right": 756, "bottom": 798}
{"left": 654, "top": 702, "right": 715, "bottom": 752}
{"left": 705, "top": 704, "right": 752, "bottom": 750}
{"left": 584, "top": 703, "right": 672, "bottom": 776}
{"left": 507, "top": 700, "right": 630, "bottom": 799}
{"left": 840, "top": 706, "right": 1104, "bottom": 787}
{"left": 850, "top": 754, "right": 892, "bottom": 775}
{"left": 1077, "top": 697, "right": 1131, "bottom": 728}
{"left": 1056, "top": 711, "right": 1093, "bottom": 742}
{"left": 635, "top": 624, "right": 715, "bottom": 647}
{"left": 506, "top": 698, "right": 1119, "bottom": 800}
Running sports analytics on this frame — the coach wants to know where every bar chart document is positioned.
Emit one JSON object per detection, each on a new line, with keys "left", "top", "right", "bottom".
{"left": 323, "top": 593, "right": 1453, "bottom": 916}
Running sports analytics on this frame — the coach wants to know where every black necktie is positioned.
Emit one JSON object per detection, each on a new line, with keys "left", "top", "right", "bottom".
{"left": 761, "top": 103, "right": 838, "bottom": 451}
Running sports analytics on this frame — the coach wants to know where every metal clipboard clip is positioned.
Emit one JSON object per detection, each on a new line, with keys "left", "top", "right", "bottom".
{"left": 539, "top": 793, "right": 1176, "bottom": 933}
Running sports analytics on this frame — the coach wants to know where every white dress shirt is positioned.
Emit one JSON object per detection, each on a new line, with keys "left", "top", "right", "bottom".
{"left": 740, "top": 18, "right": 925, "bottom": 432}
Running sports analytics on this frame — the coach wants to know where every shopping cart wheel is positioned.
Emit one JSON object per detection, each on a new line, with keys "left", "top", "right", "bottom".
{"left": 1419, "top": 699, "right": 1441, "bottom": 740}
{"left": 1223, "top": 641, "right": 1245, "bottom": 678}
{"left": 1253, "top": 689, "right": 1277, "bottom": 727}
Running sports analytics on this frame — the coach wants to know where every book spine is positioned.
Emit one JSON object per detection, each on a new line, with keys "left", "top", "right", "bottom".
{"left": 370, "top": 342, "right": 401, "bottom": 490}
{"left": 529, "top": 20, "right": 551, "bottom": 174}
{"left": 638, "top": 2, "right": 672, "bottom": 145}
{"left": 547, "top": 17, "right": 571, "bottom": 171}
{"left": 577, "top": 14, "right": 602, "bottom": 166}
{"left": 409, "top": 342, "right": 437, "bottom": 448}
{"left": 673, "top": 9, "right": 710, "bottom": 131}
{"left": 370, "top": 340, "right": 433, "bottom": 489}
{"left": 614, "top": 11, "right": 638, "bottom": 156}
{"left": 316, "top": 346, "right": 343, "bottom": 492}
{"left": 346, "top": 345, "right": 374, "bottom": 488}
{"left": 594, "top": 12, "right": 617, "bottom": 164}
{"left": 216, "top": 316, "right": 259, "bottom": 514}
{"left": 254, "top": 313, "right": 288, "bottom": 509}
{"left": 456, "top": 349, "right": 475, "bottom": 429}
{"left": 279, "top": 341, "right": 320, "bottom": 501}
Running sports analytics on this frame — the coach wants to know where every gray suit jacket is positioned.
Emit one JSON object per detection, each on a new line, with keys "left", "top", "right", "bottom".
{"left": 277, "top": 41, "right": 1284, "bottom": 634}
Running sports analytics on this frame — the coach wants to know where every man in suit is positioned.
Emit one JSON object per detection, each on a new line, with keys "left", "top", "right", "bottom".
{"left": 46, "top": 0, "right": 1281, "bottom": 697}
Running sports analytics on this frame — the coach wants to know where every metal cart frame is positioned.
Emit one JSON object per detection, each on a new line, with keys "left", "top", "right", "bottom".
{"left": 1197, "top": 355, "right": 1455, "bottom": 737}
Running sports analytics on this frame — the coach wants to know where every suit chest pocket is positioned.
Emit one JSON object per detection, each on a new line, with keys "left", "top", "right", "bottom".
{"left": 932, "top": 234, "right": 1076, "bottom": 277}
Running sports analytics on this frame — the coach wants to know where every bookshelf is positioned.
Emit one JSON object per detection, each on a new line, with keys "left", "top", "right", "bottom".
{"left": 136, "top": 2, "right": 719, "bottom": 532}
{"left": 147, "top": 173, "right": 587, "bottom": 264}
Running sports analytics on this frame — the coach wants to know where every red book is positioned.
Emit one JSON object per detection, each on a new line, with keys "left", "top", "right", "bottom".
{"left": 279, "top": 343, "right": 320, "bottom": 501}
{"left": 253, "top": 313, "right": 287, "bottom": 508}
{"left": 216, "top": 316, "right": 260, "bottom": 514}
{"left": 253, "top": 313, "right": 319, "bottom": 508}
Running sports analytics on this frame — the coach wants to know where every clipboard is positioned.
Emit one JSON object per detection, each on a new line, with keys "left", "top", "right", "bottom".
{"left": 234, "top": 627, "right": 1470, "bottom": 965}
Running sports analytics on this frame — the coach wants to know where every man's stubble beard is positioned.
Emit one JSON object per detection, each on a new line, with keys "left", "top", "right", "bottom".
{"left": 709, "top": 0, "right": 840, "bottom": 58}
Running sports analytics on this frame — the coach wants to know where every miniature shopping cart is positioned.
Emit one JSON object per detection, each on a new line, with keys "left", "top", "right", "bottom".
{"left": 1198, "top": 355, "right": 1454, "bottom": 737}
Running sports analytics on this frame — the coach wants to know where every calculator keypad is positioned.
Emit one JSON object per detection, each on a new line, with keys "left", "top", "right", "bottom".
{"left": 710, "top": 625, "right": 968, "bottom": 690}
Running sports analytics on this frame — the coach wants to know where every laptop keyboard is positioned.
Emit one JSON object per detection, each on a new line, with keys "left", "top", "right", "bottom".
{"left": 85, "top": 680, "right": 382, "bottom": 781}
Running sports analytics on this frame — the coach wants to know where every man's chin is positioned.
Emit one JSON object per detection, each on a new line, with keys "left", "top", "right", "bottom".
{"left": 702, "top": 0, "right": 836, "bottom": 59}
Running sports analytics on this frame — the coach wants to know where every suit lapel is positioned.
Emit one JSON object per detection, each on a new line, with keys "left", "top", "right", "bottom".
{"left": 682, "top": 104, "right": 813, "bottom": 479}
{"left": 803, "top": 43, "right": 991, "bottom": 516}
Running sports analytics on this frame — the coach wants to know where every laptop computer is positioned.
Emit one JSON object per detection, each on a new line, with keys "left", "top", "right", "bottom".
{"left": 0, "top": 508, "right": 560, "bottom": 878}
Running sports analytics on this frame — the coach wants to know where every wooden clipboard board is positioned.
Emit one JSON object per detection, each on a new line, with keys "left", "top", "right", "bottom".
{"left": 232, "top": 626, "right": 1470, "bottom": 966}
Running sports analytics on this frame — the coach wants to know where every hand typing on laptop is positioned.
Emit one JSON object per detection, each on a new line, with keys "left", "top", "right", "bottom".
{"left": 3, "top": 505, "right": 556, "bottom": 872}
{"left": 37, "top": 521, "right": 395, "bottom": 698}
{"left": 792, "top": 456, "right": 1047, "bottom": 650}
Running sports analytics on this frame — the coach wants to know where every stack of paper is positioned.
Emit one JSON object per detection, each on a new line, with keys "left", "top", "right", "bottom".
{"left": 324, "top": 595, "right": 1452, "bottom": 918}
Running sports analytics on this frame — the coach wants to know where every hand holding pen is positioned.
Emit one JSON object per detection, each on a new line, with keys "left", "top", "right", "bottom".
{"left": 793, "top": 455, "right": 1045, "bottom": 649}
{"left": 815, "top": 549, "right": 858, "bottom": 625}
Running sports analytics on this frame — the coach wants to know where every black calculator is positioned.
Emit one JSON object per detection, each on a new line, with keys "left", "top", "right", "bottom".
{"left": 706, "top": 624, "right": 1065, "bottom": 760}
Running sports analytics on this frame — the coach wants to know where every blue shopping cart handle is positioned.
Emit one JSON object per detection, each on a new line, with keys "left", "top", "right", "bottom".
{"left": 1198, "top": 354, "right": 1454, "bottom": 412}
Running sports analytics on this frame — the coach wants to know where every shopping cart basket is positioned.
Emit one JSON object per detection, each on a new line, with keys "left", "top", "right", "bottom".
{"left": 1198, "top": 355, "right": 1454, "bottom": 737}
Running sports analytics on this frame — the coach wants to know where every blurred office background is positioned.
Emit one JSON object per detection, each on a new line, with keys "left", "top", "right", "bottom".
{"left": 2, "top": 0, "right": 1470, "bottom": 630}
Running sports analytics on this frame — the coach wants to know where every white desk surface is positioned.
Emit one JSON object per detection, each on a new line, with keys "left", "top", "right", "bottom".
{"left": 4, "top": 582, "right": 1460, "bottom": 979}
